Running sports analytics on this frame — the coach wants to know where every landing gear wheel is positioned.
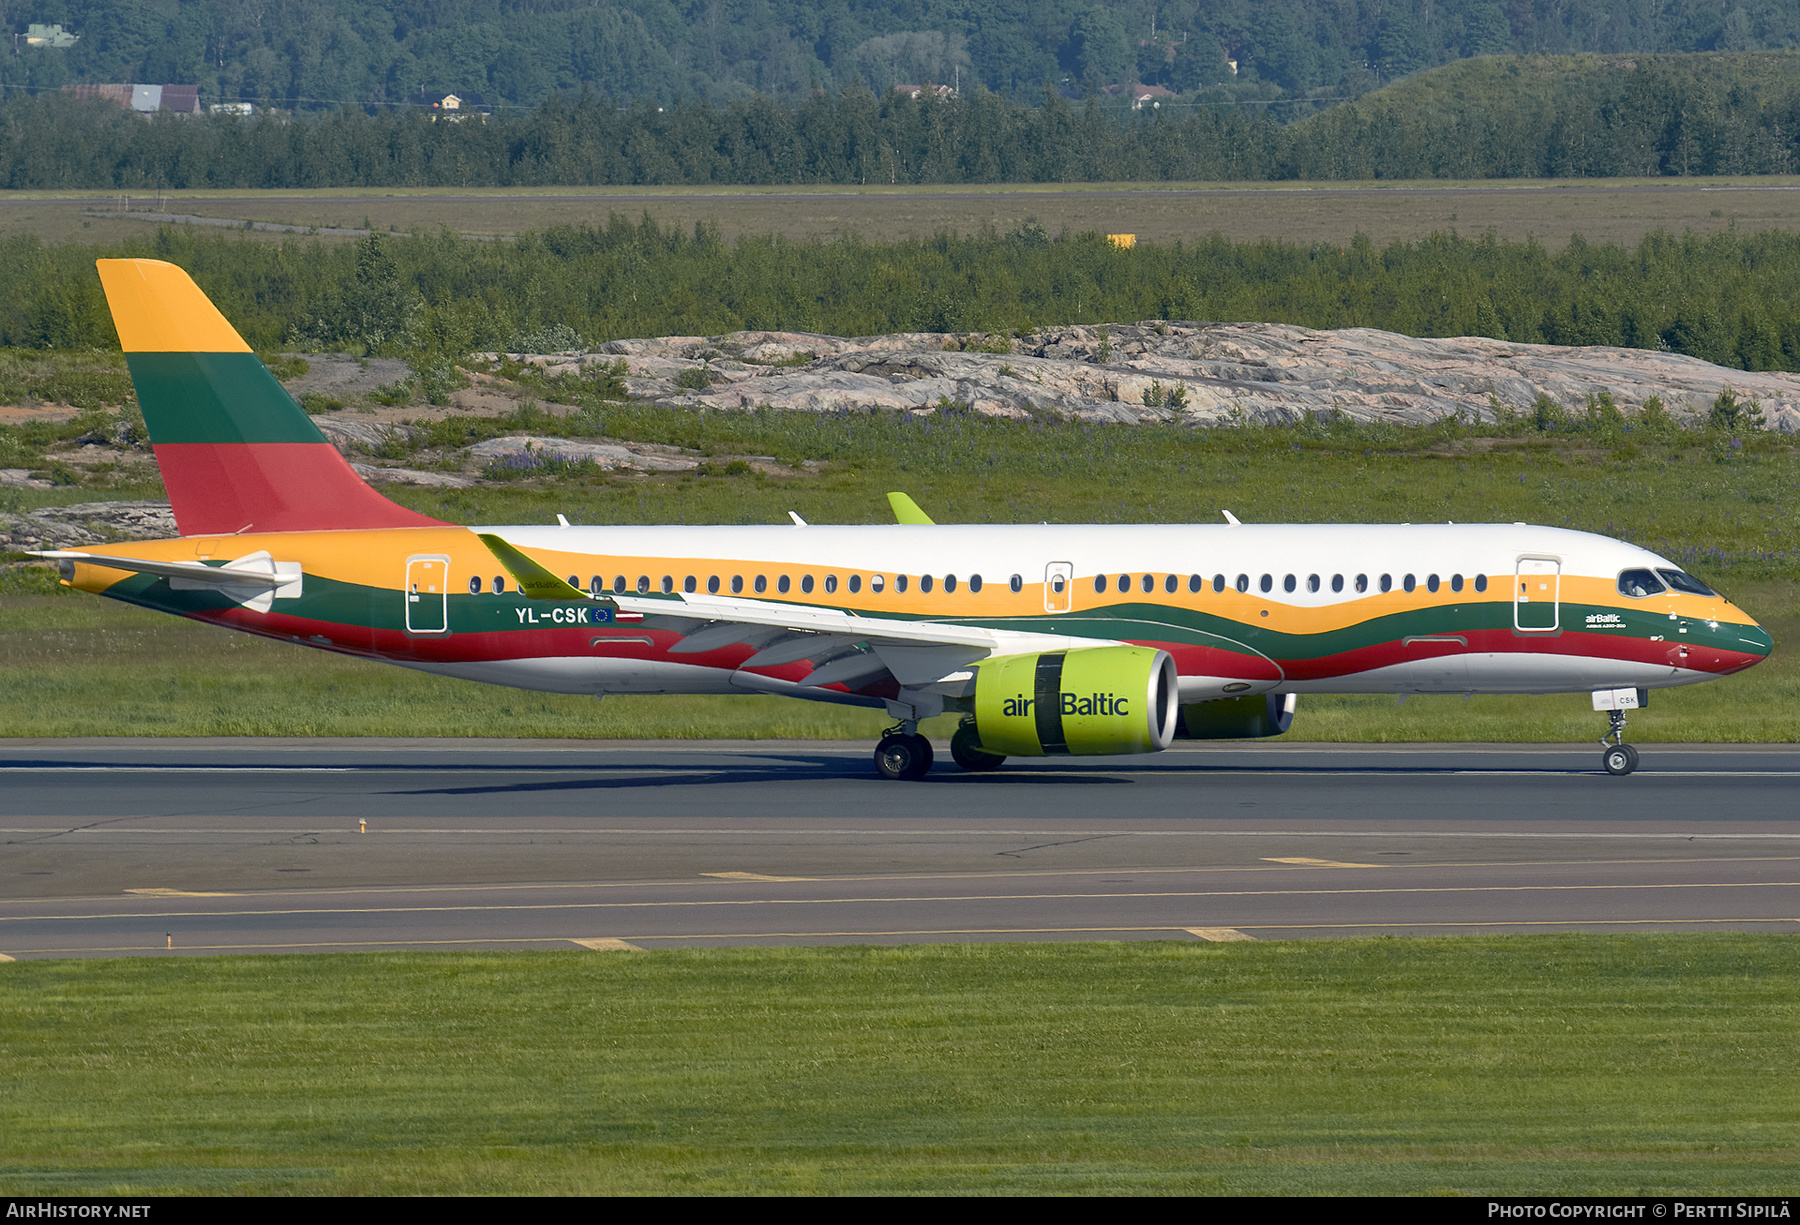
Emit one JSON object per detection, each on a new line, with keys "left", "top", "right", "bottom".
{"left": 874, "top": 732, "right": 933, "bottom": 781}
{"left": 951, "top": 722, "right": 1006, "bottom": 772}
{"left": 1603, "top": 743, "right": 1639, "bottom": 776}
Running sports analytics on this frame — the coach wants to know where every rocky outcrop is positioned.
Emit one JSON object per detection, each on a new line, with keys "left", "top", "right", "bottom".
{"left": 0, "top": 501, "right": 176, "bottom": 548}
{"left": 466, "top": 435, "right": 700, "bottom": 472}
{"left": 484, "top": 321, "right": 1800, "bottom": 432}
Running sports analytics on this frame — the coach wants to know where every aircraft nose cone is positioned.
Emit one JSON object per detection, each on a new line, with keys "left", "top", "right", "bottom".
{"left": 1738, "top": 621, "right": 1775, "bottom": 658}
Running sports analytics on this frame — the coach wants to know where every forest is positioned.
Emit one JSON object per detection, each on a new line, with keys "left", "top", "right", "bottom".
{"left": 6, "top": 0, "right": 1799, "bottom": 110}
{"left": 10, "top": 220, "right": 1800, "bottom": 376}
{"left": 5, "top": 53, "right": 1800, "bottom": 188}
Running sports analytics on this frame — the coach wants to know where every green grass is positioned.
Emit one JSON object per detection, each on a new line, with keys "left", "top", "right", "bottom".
{"left": 2, "top": 936, "right": 1797, "bottom": 1195}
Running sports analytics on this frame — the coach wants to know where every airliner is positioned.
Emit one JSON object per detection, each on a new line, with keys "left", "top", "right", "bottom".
{"left": 36, "top": 260, "right": 1773, "bottom": 779}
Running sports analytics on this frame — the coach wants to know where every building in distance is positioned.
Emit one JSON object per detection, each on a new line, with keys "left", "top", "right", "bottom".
{"left": 65, "top": 83, "right": 202, "bottom": 114}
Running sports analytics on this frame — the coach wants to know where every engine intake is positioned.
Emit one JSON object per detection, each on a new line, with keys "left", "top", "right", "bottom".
{"left": 970, "top": 646, "right": 1178, "bottom": 756}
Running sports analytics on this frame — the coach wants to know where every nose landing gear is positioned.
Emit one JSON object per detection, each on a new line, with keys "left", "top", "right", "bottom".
{"left": 1593, "top": 688, "right": 1647, "bottom": 775}
{"left": 1599, "top": 706, "right": 1639, "bottom": 776}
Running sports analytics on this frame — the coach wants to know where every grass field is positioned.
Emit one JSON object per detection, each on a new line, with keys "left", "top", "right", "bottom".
{"left": 10, "top": 177, "right": 1800, "bottom": 249}
{"left": 2, "top": 409, "right": 1796, "bottom": 740}
{"left": 1, "top": 936, "right": 1796, "bottom": 1195}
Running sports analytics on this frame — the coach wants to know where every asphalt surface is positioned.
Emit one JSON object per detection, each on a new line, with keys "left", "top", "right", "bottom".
{"left": 1, "top": 739, "right": 1796, "bottom": 958}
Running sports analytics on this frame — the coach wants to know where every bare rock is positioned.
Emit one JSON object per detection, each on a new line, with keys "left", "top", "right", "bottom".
{"left": 349, "top": 463, "right": 476, "bottom": 488}
{"left": 589, "top": 319, "right": 1800, "bottom": 431}
{"left": 0, "top": 500, "right": 176, "bottom": 548}
{"left": 466, "top": 435, "right": 700, "bottom": 472}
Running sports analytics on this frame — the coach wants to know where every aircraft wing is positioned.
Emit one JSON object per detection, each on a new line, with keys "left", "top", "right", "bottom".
{"left": 612, "top": 591, "right": 998, "bottom": 688}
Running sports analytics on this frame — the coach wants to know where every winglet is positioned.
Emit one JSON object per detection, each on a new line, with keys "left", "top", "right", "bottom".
{"left": 478, "top": 533, "right": 591, "bottom": 601}
{"left": 887, "top": 492, "right": 935, "bottom": 525}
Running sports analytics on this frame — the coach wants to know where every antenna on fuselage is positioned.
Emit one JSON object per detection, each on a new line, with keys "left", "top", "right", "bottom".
{"left": 1221, "top": 509, "right": 1241, "bottom": 525}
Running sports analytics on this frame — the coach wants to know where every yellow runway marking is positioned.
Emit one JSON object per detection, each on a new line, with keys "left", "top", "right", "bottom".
{"left": 1185, "top": 927, "right": 1256, "bottom": 941}
{"left": 10, "top": 878, "right": 1800, "bottom": 924}
{"left": 124, "top": 887, "right": 238, "bottom": 897}
{"left": 16, "top": 916, "right": 1799, "bottom": 955}
{"left": 569, "top": 937, "right": 642, "bottom": 951}
{"left": 1262, "top": 857, "right": 1382, "bottom": 869}
{"left": 0, "top": 953, "right": 14, "bottom": 961}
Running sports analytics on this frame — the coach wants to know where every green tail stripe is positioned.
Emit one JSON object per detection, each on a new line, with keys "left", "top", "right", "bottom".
{"left": 126, "top": 352, "right": 326, "bottom": 445}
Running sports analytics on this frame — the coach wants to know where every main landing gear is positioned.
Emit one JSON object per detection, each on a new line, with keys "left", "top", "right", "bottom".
{"left": 874, "top": 722, "right": 934, "bottom": 781}
{"left": 1600, "top": 709, "right": 1639, "bottom": 776}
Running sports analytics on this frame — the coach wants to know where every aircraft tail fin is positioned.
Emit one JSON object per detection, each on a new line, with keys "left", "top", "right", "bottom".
{"left": 96, "top": 258, "right": 445, "bottom": 536}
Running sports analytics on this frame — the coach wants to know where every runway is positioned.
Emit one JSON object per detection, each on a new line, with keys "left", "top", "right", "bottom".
{"left": 2, "top": 740, "right": 1796, "bottom": 958}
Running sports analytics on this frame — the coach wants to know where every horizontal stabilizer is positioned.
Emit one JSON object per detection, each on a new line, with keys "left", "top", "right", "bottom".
{"left": 34, "top": 548, "right": 302, "bottom": 613}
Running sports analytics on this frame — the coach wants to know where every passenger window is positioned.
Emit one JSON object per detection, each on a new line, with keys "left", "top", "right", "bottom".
{"left": 568, "top": 575, "right": 579, "bottom": 589}
{"left": 496, "top": 576, "right": 508, "bottom": 593}
{"left": 1164, "top": 574, "right": 1177, "bottom": 593}
{"left": 589, "top": 577, "right": 603, "bottom": 596}
{"left": 894, "top": 575, "right": 908, "bottom": 593}
{"left": 1283, "top": 574, "right": 1296, "bottom": 593}
{"left": 1450, "top": 574, "right": 1462, "bottom": 593}
{"left": 1379, "top": 574, "right": 1392, "bottom": 593}
{"left": 613, "top": 576, "right": 627, "bottom": 594}
{"left": 661, "top": 576, "right": 674, "bottom": 594}
{"left": 1010, "top": 574, "right": 1023, "bottom": 593}
{"left": 1259, "top": 574, "right": 1273, "bottom": 593}
{"left": 944, "top": 575, "right": 958, "bottom": 593}
{"left": 1189, "top": 575, "right": 1202, "bottom": 593}
{"left": 1235, "top": 574, "right": 1249, "bottom": 593}
{"left": 1117, "top": 575, "right": 1130, "bottom": 593}
{"left": 1474, "top": 574, "right": 1488, "bottom": 593}
{"left": 684, "top": 575, "right": 697, "bottom": 593}
{"left": 1426, "top": 574, "right": 1439, "bottom": 593}
{"left": 708, "top": 575, "right": 721, "bottom": 594}
{"left": 1307, "top": 574, "right": 1320, "bottom": 593}
{"left": 1094, "top": 575, "right": 1107, "bottom": 594}
{"left": 1142, "top": 574, "right": 1155, "bottom": 593}
{"left": 1618, "top": 569, "right": 1667, "bottom": 598}
{"left": 731, "top": 575, "right": 744, "bottom": 594}
{"left": 1214, "top": 575, "right": 1226, "bottom": 593}
{"left": 776, "top": 575, "right": 790, "bottom": 593}
{"left": 920, "top": 575, "right": 934, "bottom": 593}
{"left": 823, "top": 575, "right": 836, "bottom": 594}
{"left": 469, "top": 576, "right": 482, "bottom": 594}
{"left": 847, "top": 575, "right": 861, "bottom": 593}
{"left": 1332, "top": 574, "right": 1344, "bottom": 593}
{"left": 870, "top": 575, "right": 884, "bottom": 593}
{"left": 1402, "top": 574, "right": 1415, "bottom": 593}
{"left": 970, "top": 575, "right": 982, "bottom": 593}
{"left": 802, "top": 575, "right": 814, "bottom": 594}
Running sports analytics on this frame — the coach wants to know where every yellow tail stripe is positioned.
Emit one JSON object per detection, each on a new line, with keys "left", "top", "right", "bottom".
{"left": 95, "top": 259, "right": 252, "bottom": 354}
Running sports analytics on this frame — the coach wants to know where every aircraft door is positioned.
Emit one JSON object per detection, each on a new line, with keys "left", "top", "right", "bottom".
{"left": 405, "top": 554, "right": 450, "bottom": 635}
{"left": 1514, "top": 556, "right": 1560, "bottom": 632}
{"left": 1044, "top": 562, "right": 1073, "bottom": 613}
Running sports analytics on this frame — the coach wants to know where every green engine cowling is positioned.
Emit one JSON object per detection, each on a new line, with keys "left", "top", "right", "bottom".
{"left": 970, "top": 646, "right": 1178, "bottom": 757}
{"left": 1175, "top": 692, "right": 1297, "bottom": 740}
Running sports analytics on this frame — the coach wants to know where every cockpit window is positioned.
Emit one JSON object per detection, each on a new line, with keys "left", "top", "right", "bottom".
{"left": 1617, "top": 569, "right": 1666, "bottom": 598}
{"left": 1657, "top": 569, "right": 1717, "bottom": 597}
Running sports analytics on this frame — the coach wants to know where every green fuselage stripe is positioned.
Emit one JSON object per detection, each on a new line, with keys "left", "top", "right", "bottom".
{"left": 126, "top": 352, "right": 326, "bottom": 445}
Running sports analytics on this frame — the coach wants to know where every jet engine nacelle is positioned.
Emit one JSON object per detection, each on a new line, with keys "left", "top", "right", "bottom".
{"left": 1175, "top": 692, "right": 1297, "bottom": 740}
{"left": 970, "top": 646, "right": 1178, "bottom": 756}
